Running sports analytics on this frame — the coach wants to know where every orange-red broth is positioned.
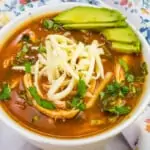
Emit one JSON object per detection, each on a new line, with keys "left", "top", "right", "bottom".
{"left": 0, "top": 14, "right": 144, "bottom": 138}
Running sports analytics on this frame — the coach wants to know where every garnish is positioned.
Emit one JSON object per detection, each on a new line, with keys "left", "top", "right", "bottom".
{"left": 71, "top": 97, "right": 86, "bottom": 111}
{"left": 100, "top": 61, "right": 148, "bottom": 116}
{"left": 105, "top": 106, "right": 131, "bottom": 115}
{"left": 38, "top": 44, "right": 46, "bottom": 53}
{"left": 42, "top": 19, "right": 61, "bottom": 30}
{"left": 24, "top": 62, "right": 32, "bottom": 73}
{"left": 17, "top": 44, "right": 29, "bottom": 58}
{"left": 0, "top": 84, "right": 11, "bottom": 100}
{"left": 28, "top": 86, "right": 55, "bottom": 110}
{"left": 125, "top": 73, "right": 135, "bottom": 83}
{"left": 43, "top": 19, "right": 54, "bottom": 29}
{"left": 70, "top": 79, "right": 87, "bottom": 111}
{"left": 77, "top": 78, "right": 87, "bottom": 98}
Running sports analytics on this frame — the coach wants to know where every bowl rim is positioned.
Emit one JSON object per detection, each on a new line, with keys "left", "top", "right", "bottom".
{"left": 0, "top": 2, "right": 150, "bottom": 146}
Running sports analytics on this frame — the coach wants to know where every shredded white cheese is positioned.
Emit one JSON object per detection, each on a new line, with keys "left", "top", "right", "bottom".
{"left": 15, "top": 34, "right": 104, "bottom": 101}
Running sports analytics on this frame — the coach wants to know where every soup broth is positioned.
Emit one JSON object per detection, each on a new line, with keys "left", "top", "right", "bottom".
{"left": 0, "top": 11, "right": 147, "bottom": 138}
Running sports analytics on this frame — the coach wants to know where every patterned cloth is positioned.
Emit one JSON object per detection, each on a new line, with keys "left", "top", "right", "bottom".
{"left": 0, "top": 0, "right": 150, "bottom": 150}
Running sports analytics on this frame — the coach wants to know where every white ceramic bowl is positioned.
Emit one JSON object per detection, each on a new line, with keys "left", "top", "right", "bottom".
{"left": 0, "top": 2, "right": 150, "bottom": 150}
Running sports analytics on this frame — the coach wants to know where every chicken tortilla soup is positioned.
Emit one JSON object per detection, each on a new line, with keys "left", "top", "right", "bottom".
{"left": 0, "top": 6, "right": 148, "bottom": 138}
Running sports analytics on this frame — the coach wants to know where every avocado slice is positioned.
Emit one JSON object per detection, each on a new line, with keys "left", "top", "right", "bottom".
{"left": 63, "top": 21, "right": 127, "bottom": 30}
{"left": 111, "top": 41, "right": 141, "bottom": 53}
{"left": 53, "top": 6, "right": 125, "bottom": 24}
{"left": 102, "top": 27, "right": 139, "bottom": 44}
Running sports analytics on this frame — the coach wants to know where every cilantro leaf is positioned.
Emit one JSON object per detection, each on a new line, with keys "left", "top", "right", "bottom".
{"left": 126, "top": 73, "right": 135, "bottom": 83}
{"left": 17, "top": 44, "right": 29, "bottom": 58}
{"left": 71, "top": 97, "right": 86, "bottom": 111}
{"left": 24, "top": 62, "right": 31, "bottom": 73}
{"left": 105, "top": 106, "right": 131, "bottom": 115}
{"left": 77, "top": 79, "right": 87, "bottom": 98}
{"left": 28, "top": 86, "right": 55, "bottom": 110}
{"left": 22, "top": 44, "right": 29, "bottom": 53}
{"left": 40, "top": 99, "right": 55, "bottom": 110}
{"left": 53, "top": 24, "right": 61, "bottom": 31}
{"left": 121, "top": 86, "right": 129, "bottom": 96}
{"left": 77, "top": 102, "right": 86, "bottom": 111}
{"left": 106, "top": 81, "right": 120, "bottom": 95}
{"left": 71, "top": 96, "right": 80, "bottom": 108}
{"left": 38, "top": 44, "right": 46, "bottom": 53}
{"left": 28, "top": 86, "right": 41, "bottom": 104}
{"left": 0, "top": 84, "right": 11, "bottom": 100}
{"left": 119, "top": 58, "right": 128, "bottom": 72}
{"left": 43, "top": 19, "right": 54, "bottom": 29}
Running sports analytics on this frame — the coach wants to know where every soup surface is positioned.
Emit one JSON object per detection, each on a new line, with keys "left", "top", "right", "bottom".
{"left": 0, "top": 8, "right": 148, "bottom": 138}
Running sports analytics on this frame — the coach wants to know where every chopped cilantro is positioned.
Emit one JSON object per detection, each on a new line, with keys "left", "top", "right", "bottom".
{"left": 77, "top": 79, "right": 87, "bottom": 98}
{"left": 38, "top": 44, "right": 46, "bottom": 53}
{"left": 0, "top": 84, "right": 11, "bottom": 100}
{"left": 100, "top": 80, "right": 131, "bottom": 115}
{"left": 106, "top": 81, "right": 120, "bottom": 96}
{"left": 71, "top": 96, "right": 80, "bottom": 108}
{"left": 17, "top": 44, "right": 29, "bottom": 58}
{"left": 43, "top": 19, "right": 54, "bottom": 29}
{"left": 120, "top": 86, "right": 129, "bottom": 96}
{"left": 100, "top": 61, "right": 148, "bottom": 116}
{"left": 71, "top": 97, "right": 86, "bottom": 111}
{"left": 28, "top": 86, "right": 55, "bottom": 110}
{"left": 119, "top": 58, "right": 128, "bottom": 72}
{"left": 24, "top": 62, "right": 31, "bottom": 73}
{"left": 105, "top": 106, "right": 131, "bottom": 115}
{"left": 22, "top": 44, "right": 29, "bottom": 53}
{"left": 40, "top": 99, "right": 55, "bottom": 110}
{"left": 53, "top": 24, "right": 60, "bottom": 30}
{"left": 125, "top": 73, "right": 135, "bottom": 82}
{"left": 77, "top": 102, "right": 86, "bottom": 111}
{"left": 28, "top": 86, "right": 41, "bottom": 104}
{"left": 70, "top": 79, "right": 87, "bottom": 111}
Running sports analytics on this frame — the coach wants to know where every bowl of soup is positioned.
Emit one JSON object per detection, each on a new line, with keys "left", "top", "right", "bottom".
{"left": 0, "top": 2, "right": 150, "bottom": 150}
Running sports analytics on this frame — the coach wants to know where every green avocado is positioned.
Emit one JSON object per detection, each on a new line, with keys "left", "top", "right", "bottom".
{"left": 53, "top": 6, "right": 125, "bottom": 24}
{"left": 111, "top": 41, "right": 141, "bottom": 53}
{"left": 101, "top": 27, "right": 139, "bottom": 44}
{"left": 63, "top": 21, "right": 127, "bottom": 30}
